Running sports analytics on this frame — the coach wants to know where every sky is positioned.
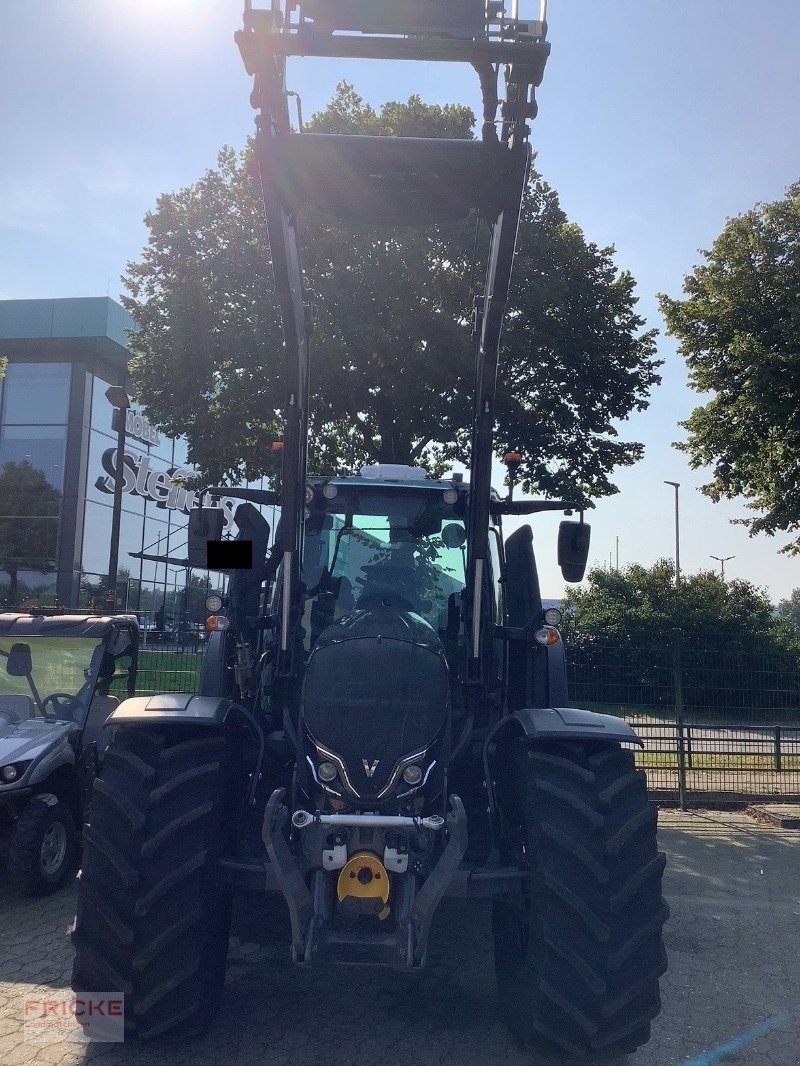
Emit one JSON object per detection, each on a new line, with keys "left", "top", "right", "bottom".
{"left": 1, "top": 1, "right": 800, "bottom": 600}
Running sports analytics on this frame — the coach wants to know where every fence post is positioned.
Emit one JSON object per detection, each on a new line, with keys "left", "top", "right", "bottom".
{"left": 774, "top": 726, "right": 782, "bottom": 772}
{"left": 686, "top": 725, "right": 693, "bottom": 770}
{"left": 671, "top": 628, "right": 688, "bottom": 810}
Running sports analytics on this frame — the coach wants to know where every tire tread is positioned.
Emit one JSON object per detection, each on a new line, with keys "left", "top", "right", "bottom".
{"left": 493, "top": 739, "right": 668, "bottom": 1059}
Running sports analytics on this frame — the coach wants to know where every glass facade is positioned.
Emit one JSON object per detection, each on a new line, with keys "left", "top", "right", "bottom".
{"left": 0, "top": 361, "right": 71, "bottom": 424}
{"left": 0, "top": 362, "right": 70, "bottom": 604}
{"left": 0, "top": 298, "right": 261, "bottom": 620}
{"left": 78, "top": 375, "right": 220, "bottom": 617}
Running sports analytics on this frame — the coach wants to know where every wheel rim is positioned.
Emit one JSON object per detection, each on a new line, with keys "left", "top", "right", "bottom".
{"left": 40, "top": 820, "right": 68, "bottom": 876}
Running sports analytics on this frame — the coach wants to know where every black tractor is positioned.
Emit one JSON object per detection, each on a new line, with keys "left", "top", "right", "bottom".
{"left": 72, "top": 1, "right": 668, "bottom": 1057}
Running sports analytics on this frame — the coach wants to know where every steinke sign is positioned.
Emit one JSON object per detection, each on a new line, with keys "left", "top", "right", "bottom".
{"left": 95, "top": 449, "right": 235, "bottom": 529}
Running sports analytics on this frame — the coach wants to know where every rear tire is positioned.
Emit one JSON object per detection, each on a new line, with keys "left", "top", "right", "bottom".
{"left": 72, "top": 727, "right": 237, "bottom": 1040}
{"left": 493, "top": 741, "right": 668, "bottom": 1060}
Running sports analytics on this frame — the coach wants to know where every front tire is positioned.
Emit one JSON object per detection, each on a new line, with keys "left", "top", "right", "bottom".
{"left": 493, "top": 741, "right": 668, "bottom": 1060}
{"left": 72, "top": 727, "right": 237, "bottom": 1040}
{"left": 8, "top": 799, "right": 78, "bottom": 896}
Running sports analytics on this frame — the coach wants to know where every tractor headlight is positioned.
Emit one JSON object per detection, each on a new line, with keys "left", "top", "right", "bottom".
{"left": 317, "top": 761, "right": 338, "bottom": 783}
{"left": 534, "top": 626, "right": 560, "bottom": 646}
{"left": 543, "top": 607, "right": 562, "bottom": 626}
{"left": 402, "top": 764, "right": 424, "bottom": 786}
{"left": 205, "top": 593, "right": 223, "bottom": 613}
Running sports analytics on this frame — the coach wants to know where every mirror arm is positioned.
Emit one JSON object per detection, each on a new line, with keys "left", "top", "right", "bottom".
{"left": 494, "top": 621, "right": 539, "bottom": 642}
{"left": 494, "top": 499, "right": 594, "bottom": 516}
{"left": 25, "top": 672, "right": 45, "bottom": 714}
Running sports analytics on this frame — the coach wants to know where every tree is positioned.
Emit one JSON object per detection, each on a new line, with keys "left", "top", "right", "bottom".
{"left": 562, "top": 560, "right": 775, "bottom": 645}
{"left": 777, "top": 587, "right": 800, "bottom": 626}
{"left": 125, "top": 84, "right": 660, "bottom": 496}
{"left": 563, "top": 561, "right": 800, "bottom": 719}
{"left": 0, "top": 461, "right": 61, "bottom": 606}
{"left": 659, "top": 181, "right": 800, "bottom": 552}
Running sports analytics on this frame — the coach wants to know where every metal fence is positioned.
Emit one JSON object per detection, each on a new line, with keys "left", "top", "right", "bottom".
{"left": 107, "top": 644, "right": 204, "bottom": 703}
{"left": 565, "top": 630, "right": 800, "bottom": 806}
{"left": 124, "top": 628, "right": 800, "bottom": 807}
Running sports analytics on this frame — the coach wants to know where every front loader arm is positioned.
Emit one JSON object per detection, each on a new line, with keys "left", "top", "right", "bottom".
{"left": 238, "top": 0, "right": 550, "bottom": 691}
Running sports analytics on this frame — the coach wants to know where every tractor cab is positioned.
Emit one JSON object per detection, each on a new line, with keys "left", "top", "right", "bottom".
{"left": 301, "top": 467, "right": 468, "bottom": 655}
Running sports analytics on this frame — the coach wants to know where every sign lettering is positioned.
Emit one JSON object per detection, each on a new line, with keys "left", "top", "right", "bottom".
{"left": 95, "top": 448, "right": 236, "bottom": 530}
{"left": 111, "top": 408, "right": 161, "bottom": 447}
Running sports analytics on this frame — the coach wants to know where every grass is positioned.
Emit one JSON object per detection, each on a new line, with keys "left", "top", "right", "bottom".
{"left": 111, "top": 649, "right": 204, "bottom": 698}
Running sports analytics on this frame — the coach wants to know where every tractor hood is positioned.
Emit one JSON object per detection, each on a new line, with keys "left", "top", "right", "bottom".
{"left": 0, "top": 714, "right": 73, "bottom": 784}
{"left": 301, "top": 608, "right": 450, "bottom": 802}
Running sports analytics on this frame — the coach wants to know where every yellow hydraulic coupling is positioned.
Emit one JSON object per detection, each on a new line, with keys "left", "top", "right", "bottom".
{"left": 336, "top": 851, "right": 391, "bottom": 919}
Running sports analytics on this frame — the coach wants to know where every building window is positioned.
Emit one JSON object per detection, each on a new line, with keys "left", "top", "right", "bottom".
{"left": 0, "top": 458, "right": 62, "bottom": 607}
{"left": 0, "top": 425, "right": 67, "bottom": 490}
{"left": 0, "top": 362, "right": 71, "bottom": 425}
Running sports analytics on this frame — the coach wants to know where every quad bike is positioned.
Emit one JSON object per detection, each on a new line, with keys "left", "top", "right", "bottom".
{"left": 0, "top": 613, "right": 137, "bottom": 895}
{"left": 72, "top": 1, "right": 667, "bottom": 1056}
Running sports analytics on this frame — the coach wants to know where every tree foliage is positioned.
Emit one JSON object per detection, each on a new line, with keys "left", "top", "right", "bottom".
{"left": 659, "top": 181, "right": 800, "bottom": 551}
{"left": 777, "top": 587, "right": 800, "bottom": 628}
{"left": 563, "top": 561, "right": 800, "bottom": 719}
{"left": 563, "top": 560, "right": 775, "bottom": 645}
{"left": 125, "top": 84, "right": 660, "bottom": 495}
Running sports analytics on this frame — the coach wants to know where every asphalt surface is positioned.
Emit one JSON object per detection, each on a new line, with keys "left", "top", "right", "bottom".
{"left": 1, "top": 809, "right": 799, "bottom": 1066}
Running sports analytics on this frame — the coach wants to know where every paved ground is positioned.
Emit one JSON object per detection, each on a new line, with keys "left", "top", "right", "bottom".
{"left": 2, "top": 809, "right": 799, "bottom": 1065}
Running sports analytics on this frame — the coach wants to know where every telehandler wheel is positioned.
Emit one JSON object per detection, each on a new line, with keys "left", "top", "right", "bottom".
{"left": 492, "top": 740, "right": 668, "bottom": 1060}
{"left": 72, "top": 727, "right": 237, "bottom": 1040}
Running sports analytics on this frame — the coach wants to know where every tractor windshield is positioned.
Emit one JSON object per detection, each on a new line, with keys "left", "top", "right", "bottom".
{"left": 301, "top": 488, "right": 466, "bottom": 654}
{"left": 0, "top": 636, "right": 104, "bottom": 726}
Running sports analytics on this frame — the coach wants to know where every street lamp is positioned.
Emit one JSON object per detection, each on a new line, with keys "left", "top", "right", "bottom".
{"left": 711, "top": 554, "right": 735, "bottom": 579}
{"left": 664, "top": 481, "right": 681, "bottom": 586}
{"left": 105, "top": 385, "right": 130, "bottom": 610}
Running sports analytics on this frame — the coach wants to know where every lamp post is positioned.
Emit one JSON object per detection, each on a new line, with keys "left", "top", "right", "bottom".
{"left": 664, "top": 481, "right": 681, "bottom": 586}
{"left": 105, "top": 386, "right": 130, "bottom": 611}
{"left": 711, "top": 554, "right": 734, "bottom": 579}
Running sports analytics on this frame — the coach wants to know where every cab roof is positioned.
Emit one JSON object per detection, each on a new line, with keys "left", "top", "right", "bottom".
{"left": 310, "top": 463, "right": 462, "bottom": 493}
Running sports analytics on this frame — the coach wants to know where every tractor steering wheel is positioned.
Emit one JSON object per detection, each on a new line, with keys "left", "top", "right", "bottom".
{"left": 41, "top": 693, "right": 81, "bottom": 721}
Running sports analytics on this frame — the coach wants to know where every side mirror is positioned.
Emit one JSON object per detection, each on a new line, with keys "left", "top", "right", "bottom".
{"left": 558, "top": 521, "right": 591, "bottom": 583}
{"left": 6, "top": 642, "right": 33, "bottom": 677}
{"left": 187, "top": 507, "right": 226, "bottom": 568}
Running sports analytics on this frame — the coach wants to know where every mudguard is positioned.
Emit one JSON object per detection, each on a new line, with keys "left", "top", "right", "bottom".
{"left": 28, "top": 743, "right": 75, "bottom": 786}
{"left": 513, "top": 706, "right": 643, "bottom": 747}
{"left": 107, "top": 694, "right": 233, "bottom": 727}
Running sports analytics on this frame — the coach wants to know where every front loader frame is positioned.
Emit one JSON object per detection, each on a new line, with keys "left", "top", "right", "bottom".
{"left": 235, "top": 0, "right": 551, "bottom": 702}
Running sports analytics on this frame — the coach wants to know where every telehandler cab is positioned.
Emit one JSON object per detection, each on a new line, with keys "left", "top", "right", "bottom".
{"left": 73, "top": 1, "right": 668, "bottom": 1057}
